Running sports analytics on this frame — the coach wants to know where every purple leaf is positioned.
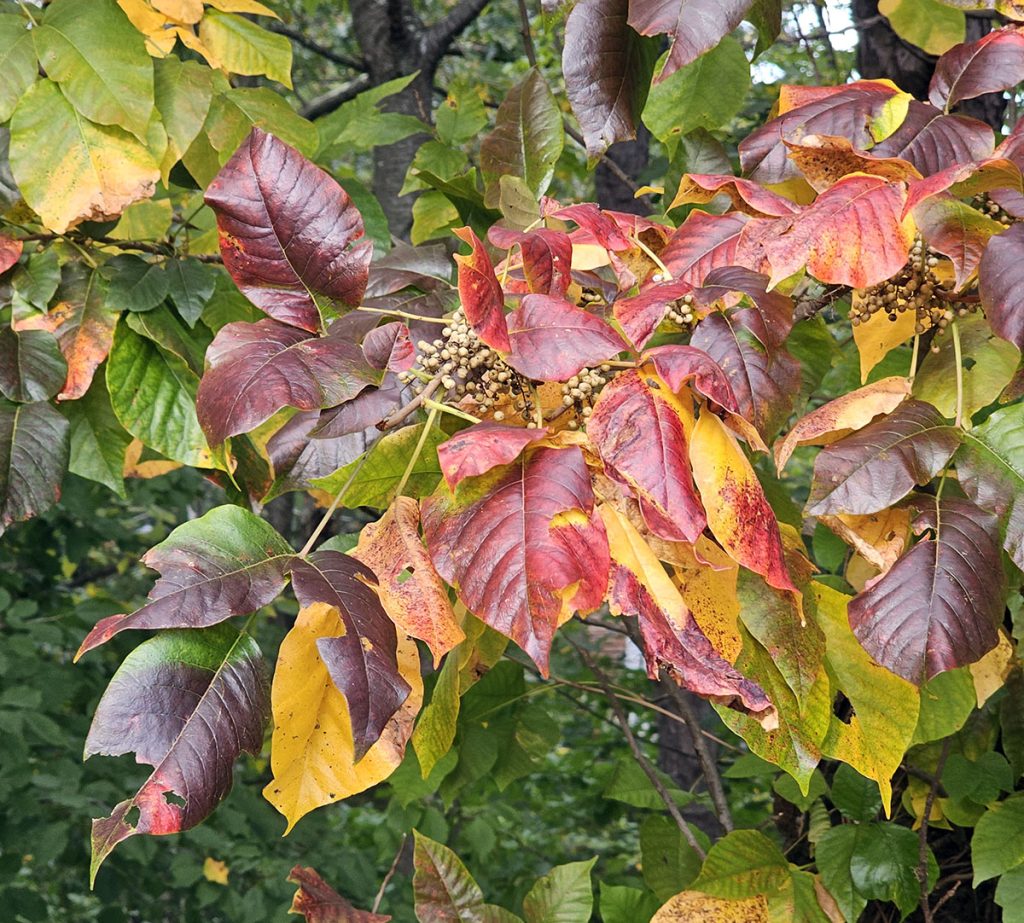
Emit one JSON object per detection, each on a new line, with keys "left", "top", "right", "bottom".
{"left": 873, "top": 101, "right": 994, "bottom": 177}
{"left": 929, "top": 26, "right": 1024, "bottom": 111}
{"left": 980, "top": 222, "right": 1024, "bottom": 351}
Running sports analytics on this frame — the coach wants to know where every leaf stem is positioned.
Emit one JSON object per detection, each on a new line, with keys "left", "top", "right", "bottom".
{"left": 394, "top": 405, "right": 439, "bottom": 498}
{"left": 423, "top": 398, "right": 481, "bottom": 425}
{"left": 909, "top": 333, "right": 920, "bottom": 384}
{"left": 354, "top": 305, "right": 448, "bottom": 324}
{"left": 16, "top": 0, "right": 37, "bottom": 25}
{"left": 632, "top": 233, "right": 672, "bottom": 281}
{"left": 298, "top": 450, "right": 374, "bottom": 558}
{"left": 951, "top": 320, "right": 964, "bottom": 428}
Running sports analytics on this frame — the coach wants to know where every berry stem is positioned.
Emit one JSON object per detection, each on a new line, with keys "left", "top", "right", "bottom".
{"left": 632, "top": 234, "right": 672, "bottom": 281}
{"left": 952, "top": 320, "right": 964, "bottom": 428}
{"left": 298, "top": 451, "right": 374, "bottom": 558}
{"left": 354, "top": 305, "right": 448, "bottom": 324}
{"left": 909, "top": 334, "right": 920, "bottom": 384}
{"left": 423, "top": 398, "right": 481, "bottom": 425}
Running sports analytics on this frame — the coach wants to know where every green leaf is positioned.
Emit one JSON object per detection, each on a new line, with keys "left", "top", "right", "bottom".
{"left": 480, "top": 68, "right": 564, "bottom": 209}
{"left": 106, "top": 321, "right": 222, "bottom": 469}
{"left": 1000, "top": 670, "right": 1024, "bottom": 780}
{"left": 166, "top": 259, "right": 218, "bottom": 328}
{"left": 103, "top": 255, "right": 169, "bottom": 314}
{"left": 523, "top": 858, "right": 596, "bottom": 923}
{"left": 996, "top": 863, "right": 1024, "bottom": 923}
{"left": 0, "top": 399, "right": 69, "bottom": 529}
{"left": 815, "top": 825, "right": 869, "bottom": 923}
{"left": 9, "top": 79, "right": 159, "bottom": 233}
{"left": 911, "top": 667, "right": 976, "bottom": 745}
{"left": 849, "top": 822, "right": 935, "bottom": 917}
{"left": 944, "top": 752, "right": 1013, "bottom": 806}
{"left": 61, "top": 376, "right": 131, "bottom": 497}
{"left": 317, "top": 73, "right": 428, "bottom": 155}
{"left": 877, "top": 0, "right": 965, "bottom": 54}
{"left": 602, "top": 757, "right": 695, "bottom": 810}
{"left": 973, "top": 793, "right": 1024, "bottom": 884}
{"left": 11, "top": 247, "right": 61, "bottom": 316}
{"left": 124, "top": 305, "right": 211, "bottom": 376}
{"left": 0, "top": 14, "right": 36, "bottom": 123}
{"left": 639, "top": 815, "right": 706, "bottom": 902}
{"left": 412, "top": 189, "right": 460, "bottom": 245}
{"left": 153, "top": 55, "right": 215, "bottom": 182}
{"left": 746, "top": 0, "right": 782, "bottom": 58}
{"left": 598, "top": 884, "right": 660, "bottom": 923}
{"left": 437, "top": 79, "right": 489, "bottom": 147}
{"left": 109, "top": 198, "right": 173, "bottom": 242}
{"left": 33, "top": 0, "right": 154, "bottom": 140}
{"left": 413, "top": 649, "right": 461, "bottom": 779}
{"left": 691, "top": 829, "right": 791, "bottom": 899}
{"left": 0, "top": 327, "right": 67, "bottom": 403}
{"left": 829, "top": 764, "right": 882, "bottom": 821}
{"left": 642, "top": 37, "right": 750, "bottom": 148}
{"left": 198, "top": 9, "right": 293, "bottom": 88}
{"left": 773, "top": 769, "right": 827, "bottom": 812}
{"left": 913, "top": 314, "right": 1019, "bottom": 420}
{"left": 209, "top": 87, "right": 318, "bottom": 159}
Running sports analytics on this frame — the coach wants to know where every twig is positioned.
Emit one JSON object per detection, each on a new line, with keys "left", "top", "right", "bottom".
{"left": 298, "top": 451, "right": 374, "bottom": 557}
{"left": 918, "top": 738, "right": 952, "bottom": 922}
{"left": 516, "top": 0, "right": 538, "bottom": 66}
{"left": 354, "top": 305, "right": 448, "bottom": 324}
{"left": 572, "top": 641, "right": 707, "bottom": 859}
{"left": 269, "top": 22, "right": 366, "bottom": 70}
{"left": 564, "top": 121, "right": 648, "bottom": 203}
{"left": 371, "top": 834, "right": 407, "bottom": 913}
{"left": 14, "top": 231, "right": 223, "bottom": 263}
{"left": 379, "top": 375, "right": 443, "bottom": 430}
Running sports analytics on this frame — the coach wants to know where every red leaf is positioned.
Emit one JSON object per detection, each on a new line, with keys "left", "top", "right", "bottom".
{"left": 519, "top": 228, "right": 573, "bottom": 296}
{"left": 644, "top": 344, "right": 740, "bottom": 412}
{"left": 0, "top": 234, "right": 22, "bottom": 275}
{"left": 903, "top": 157, "right": 1023, "bottom": 217}
{"left": 613, "top": 278, "right": 694, "bottom": 350}
{"left": 362, "top": 322, "right": 415, "bottom": 372}
{"left": 873, "top": 101, "right": 994, "bottom": 177}
{"left": 205, "top": 128, "right": 372, "bottom": 332}
{"left": 452, "top": 226, "right": 511, "bottom": 352}
{"left": 929, "top": 26, "right": 1024, "bottom": 111}
{"left": 552, "top": 203, "right": 633, "bottom": 251}
{"left": 669, "top": 173, "right": 800, "bottom": 217}
{"left": 504, "top": 294, "right": 627, "bottom": 381}
{"left": 196, "top": 319, "right": 379, "bottom": 446}
{"left": 912, "top": 193, "right": 1005, "bottom": 291}
{"left": 422, "top": 445, "right": 610, "bottom": 675}
{"left": 437, "top": 420, "right": 548, "bottom": 489}
{"left": 694, "top": 266, "right": 794, "bottom": 350}
{"left": 289, "top": 866, "right": 391, "bottom": 923}
{"left": 849, "top": 497, "right": 1005, "bottom": 684}
{"left": 589, "top": 368, "right": 706, "bottom": 543}
{"left": 660, "top": 211, "right": 751, "bottom": 286}
{"left": 626, "top": 0, "right": 752, "bottom": 82}
{"left": 290, "top": 550, "right": 412, "bottom": 760}
{"left": 980, "top": 222, "right": 1024, "bottom": 350}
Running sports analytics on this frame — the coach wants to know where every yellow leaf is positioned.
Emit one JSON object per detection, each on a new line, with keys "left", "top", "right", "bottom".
{"left": 174, "top": 26, "right": 222, "bottom": 69}
{"left": 205, "top": 0, "right": 280, "bottom": 17}
{"left": 819, "top": 508, "right": 911, "bottom": 572}
{"left": 203, "top": 857, "right": 229, "bottom": 885}
{"left": 651, "top": 891, "right": 769, "bottom": 922}
{"left": 851, "top": 292, "right": 919, "bottom": 382}
{"left": 970, "top": 630, "right": 1015, "bottom": 707}
{"left": 198, "top": 9, "right": 293, "bottom": 88}
{"left": 123, "top": 439, "right": 184, "bottom": 479}
{"left": 116, "top": 0, "right": 178, "bottom": 55}
{"left": 152, "top": 0, "right": 204, "bottom": 23}
{"left": 263, "top": 602, "right": 424, "bottom": 833}
{"left": 351, "top": 496, "right": 465, "bottom": 667}
{"left": 570, "top": 243, "right": 611, "bottom": 271}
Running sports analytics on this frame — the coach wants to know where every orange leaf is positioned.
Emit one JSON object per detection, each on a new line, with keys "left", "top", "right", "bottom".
{"left": 785, "top": 134, "right": 921, "bottom": 192}
{"left": 819, "top": 508, "right": 911, "bottom": 573}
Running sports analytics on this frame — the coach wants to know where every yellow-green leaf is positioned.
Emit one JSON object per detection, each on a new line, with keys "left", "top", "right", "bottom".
{"left": 198, "top": 9, "right": 292, "bottom": 88}
{"left": 877, "top": 0, "right": 966, "bottom": 55}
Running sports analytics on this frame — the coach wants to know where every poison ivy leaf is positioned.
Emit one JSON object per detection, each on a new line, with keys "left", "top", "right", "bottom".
{"left": 205, "top": 127, "right": 372, "bottom": 332}
{"left": 642, "top": 37, "right": 750, "bottom": 146}
{"left": 872, "top": 100, "right": 994, "bottom": 176}
{"left": 783, "top": 133, "right": 922, "bottom": 192}
{"left": 613, "top": 279, "right": 694, "bottom": 350}
{"left": 290, "top": 550, "right": 412, "bottom": 760}
{"left": 0, "top": 399, "right": 69, "bottom": 530}
{"left": 104, "top": 255, "right": 169, "bottom": 314}
{"left": 627, "top": 0, "right": 753, "bottom": 82}
{"left": 263, "top": 601, "right": 423, "bottom": 831}
{"left": 0, "top": 327, "right": 67, "bottom": 403}
{"left": 480, "top": 68, "right": 563, "bottom": 208}
{"left": 62, "top": 376, "right": 131, "bottom": 498}
{"left": 877, "top": 0, "right": 965, "bottom": 54}
{"left": 9, "top": 79, "right": 159, "bottom": 233}
{"left": 452, "top": 226, "right": 511, "bottom": 352}
{"left": 690, "top": 412, "right": 795, "bottom": 591}
{"left": 522, "top": 858, "right": 596, "bottom": 923}
{"left": 958, "top": 403, "right": 1024, "bottom": 570}
{"left": 33, "top": 0, "right": 154, "bottom": 141}
{"left": 849, "top": 496, "right": 1005, "bottom": 684}
{"left": 288, "top": 865, "right": 392, "bottom": 922}
{"left": 350, "top": 497, "right": 464, "bottom": 666}
{"left": 806, "top": 400, "right": 960, "bottom": 516}
{"left": 196, "top": 319, "right": 378, "bottom": 445}
{"left": 814, "top": 826, "right": 869, "bottom": 923}
{"left": 198, "top": 9, "right": 292, "bottom": 86}
{"left": 912, "top": 194, "right": 1005, "bottom": 290}
{"left": 775, "top": 377, "right": 911, "bottom": 472}
{"left": 553, "top": 203, "right": 633, "bottom": 251}
{"left": 996, "top": 865, "right": 1024, "bottom": 923}
{"left": 973, "top": 793, "right": 1024, "bottom": 884}
{"left": 830, "top": 764, "right": 883, "bottom": 821}
{"left": 436, "top": 79, "right": 489, "bottom": 148}
{"left": 166, "top": 258, "right": 218, "bottom": 327}
{"left": 660, "top": 212, "right": 751, "bottom": 286}
{"left": 600, "top": 504, "right": 773, "bottom": 718}
{"left": 692, "top": 266, "right": 795, "bottom": 351}
{"left": 929, "top": 26, "right": 1024, "bottom": 110}
{"left": 0, "top": 15, "right": 35, "bottom": 124}
{"left": 422, "top": 446, "right": 609, "bottom": 675}
{"left": 85, "top": 624, "right": 269, "bottom": 883}
{"left": 980, "top": 222, "right": 1024, "bottom": 351}
{"left": 362, "top": 322, "right": 414, "bottom": 373}
{"left": 106, "top": 322, "right": 221, "bottom": 468}
{"left": 437, "top": 422, "right": 547, "bottom": 490}
{"left": 650, "top": 891, "right": 768, "bottom": 922}
{"left": 589, "top": 369, "right": 706, "bottom": 543}
{"left": 504, "top": 295, "right": 626, "bottom": 381}
{"left": 125, "top": 304, "right": 212, "bottom": 375}
{"left": 510, "top": 228, "right": 573, "bottom": 297}
{"left": 945, "top": 752, "right": 1012, "bottom": 805}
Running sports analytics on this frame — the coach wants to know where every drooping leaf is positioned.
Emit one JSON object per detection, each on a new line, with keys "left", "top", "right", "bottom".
{"left": 197, "top": 9, "right": 293, "bottom": 86}
{"left": 613, "top": 279, "right": 695, "bottom": 350}
{"left": 589, "top": 368, "right": 706, "bottom": 544}
{"left": 103, "top": 254, "right": 169, "bottom": 315}
{"left": 205, "top": 127, "right": 372, "bottom": 332}
{"left": 0, "top": 399, "right": 69, "bottom": 530}
{"left": 9, "top": 79, "right": 159, "bottom": 233}
{"left": 563, "top": 0, "right": 657, "bottom": 158}
{"left": 600, "top": 504, "right": 773, "bottom": 719}
{"left": 196, "top": 319, "right": 377, "bottom": 445}
{"left": 504, "top": 295, "right": 626, "bottom": 381}
{"left": 627, "top": 0, "right": 754, "bottom": 82}
{"left": 783, "top": 134, "right": 922, "bottom": 192}
{"left": 929, "top": 26, "right": 1024, "bottom": 111}
{"left": 350, "top": 497, "right": 465, "bottom": 666}
{"left": 691, "top": 265, "right": 795, "bottom": 350}
{"left": 980, "top": 222, "right": 1024, "bottom": 351}
{"left": 165, "top": 258, "right": 219, "bottom": 327}
{"left": 690, "top": 829, "right": 791, "bottom": 899}
{"left": 75, "top": 505, "right": 293, "bottom": 657}
{"left": 509, "top": 228, "right": 573, "bottom": 297}
{"left": 849, "top": 822, "right": 935, "bottom": 918}
{"left": 263, "top": 601, "right": 423, "bottom": 831}
{"left": 153, "top": 55, "right": 216, "bottom": 182}
{"left": 872, "top": 100, "right": 994, "bottom": 177}
{"left": 912, "top": 194, "right": 1005, "bottom": 290}
{"left": 522, "top": 858, "right": 597, "bottom": 923}
{"left": 85, "top": 624, "right": 269, "bottom": 883}
{"left": 0, "top": 327, "right": 67, "bottom": 403}
{"left": 480, "top": 69, "right": 563, "bottom": 208}
{"left": 437, "top": 421, "right": 547, "bottom": 490}
{"left": 806, "top": 400, "right": 960, "bottom": 516}
{"left": 125, "top": 304, "right": 212, "bottom": 375}
{"left": 640, "top": 814, "right": 707, "bottom": 902}
{"left": 290, "top": 550, "right": 412, "bottom": 760}
{"left": 288, "top": 865, "right": 392, "bottom": 923}
{"left": 452, "top": 226, "right": 511, "bottom": 352}
{"left": 848, "top": 496, "right": 1006, "bottom": 684}
{"left": 62, "top": 376, "right": 132, "bottom": 497}
{"left": 422, "top": 446, "right": 610, "bottom": 675}
{"left": 659, "top": 211, "right": 751, "bottom": 286}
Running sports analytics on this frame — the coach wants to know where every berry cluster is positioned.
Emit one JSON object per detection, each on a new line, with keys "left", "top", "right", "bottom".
{"left": 665, "top": 292, "right": 696, "bottom": 330}
{"left": 972, "top": 193, "right": 1015, "bottom": 228}
{"left": 560, "top": 366, "right": 610, "bottom": 429}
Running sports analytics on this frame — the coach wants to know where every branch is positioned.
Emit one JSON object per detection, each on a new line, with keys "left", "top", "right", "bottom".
{"left": 918, "top": 738, "right": 952, "bottom": 923}
{"left": 300, "top": 74, "right": 373, "bottom": 120}
{"left": 17, "top": 232, "right": 222, "bottom": 263}
{"left": 425, "top": 0, "right": 493, "bottom": 63}
{"left": 268, "top": 21, "right": 366, "bottom": 70}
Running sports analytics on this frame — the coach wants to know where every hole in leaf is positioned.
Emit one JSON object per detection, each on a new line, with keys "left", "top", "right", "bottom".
{"left": 125, "top": 806, "right": 141, "bottom": 829}
{"left": 397, "top": 567, "right": 415, "bottom": 584}
{"left": 963, "top": 356, "right": 977, "bottom": 371}
{"left": 832, "top": 692, "right": 854, "bottom": 725}
{"left": 164, "top": 791, "right": 186, "bottom": 807}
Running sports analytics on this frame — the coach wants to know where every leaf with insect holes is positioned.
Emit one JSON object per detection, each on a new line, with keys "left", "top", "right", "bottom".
{"left": 929, "top": 26, "right": 1024, "bottom": 110}
{"left": 263, "top": 602, "right": 422, "bottom": 832}
{"left": 437, "top": 421, "right": 548, "bottom": 490}
{"left": 659, "top": 211, "right": 752, "bottom": 286}
{"left": 289, "top": 550, "right": 411, "bottom": 760}
{"left": 350, "top": 497, "right": 465, "bottom": 666}
{"left": 783, "top": 134, "right": 922, "bottom": 192}
{"left": 669, "top": 174, "right": 799, "bottom": 217}
{"left": 848, "top": 496, "right": 1005, "bottom": 684}
{"left": 806, "top": 400, "right": 960, "bottom": 517}
{"left": 600, "top": 504, "right": 773, "bottom": 720}
{"left": 422, "top": 445, "right": 609, "bottom": 676}
{"left": 288, "top": 866, "right": 392, "bottom": 922}
{"left": 589, "top": 368, "right": 707, "bottom": 543}
{"left": 196, "top": 319, "right": 379, "bottom": 445}
{"left": 85, "top": 624, "right": 269, "bottom": 884}
{"left": 452, "top": 226, "right": 511, "bottom": 352}
{"left": 75, "top": 505, "right": 294, "bottom": 658}
{"left": 504, "top": 295, "right": 627, "bottom": 381}
{"left": 980, "top": 222, "right": 1024, "bottom": 351}
{"left": 873, "top": 101, "right": 994, "bottom": 177}
{"left": 205, "top": 128, "right": 372, "bottom": 332}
